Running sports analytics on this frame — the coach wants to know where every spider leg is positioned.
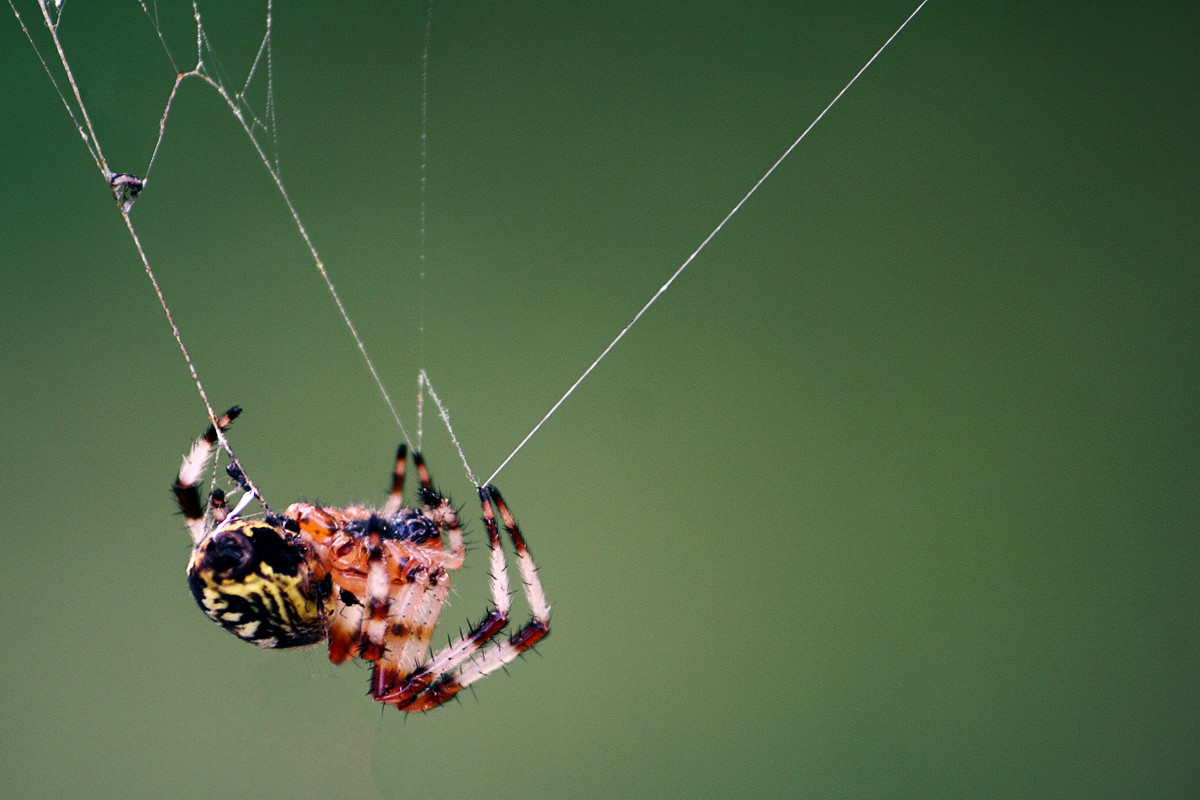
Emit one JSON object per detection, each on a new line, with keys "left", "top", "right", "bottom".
{"left": 328, "top": 454, "right": 467, "bottom": 680}
{"left": 328, "top": 586, "right": 366, "bottom": 665}
{"left": 417, "top": 455, "right": 464, "bottom": 567}
{"left": 368, "top": 485, "right": 464, "bottom": 696}
{"left": 173, "top": 406, "right": 241, "bottom": 544}
{"left": 378, "top": 485, "right": 549, "bottom": 712}
{"left": 209, "top": 489, "right": 229, "bottom": 524}
{"left": 413, "top": 450, "right": 433, "bottom": 491}
{"left": 359, "top": 518, "right": 395, "bottom": 664}
{"left": 381, "top": 444, "right": 407, "bottom": 515}
{"left": 376, "top": 485, "right": 509, "bottom": 707}
{"left": 402, "top": 449, "right": 459, "bottom": 559}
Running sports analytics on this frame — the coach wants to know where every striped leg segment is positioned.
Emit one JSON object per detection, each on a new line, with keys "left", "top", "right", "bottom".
{"left": 173, "top": 406, "right": 242, "bottom": 544}
{"left": 381, "top": 443, "right": 408, "bottom": 515}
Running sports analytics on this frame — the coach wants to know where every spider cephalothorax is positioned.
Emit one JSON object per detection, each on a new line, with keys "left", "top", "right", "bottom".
{"left": 173, "top": 407, "right": 550, "bottom": 711}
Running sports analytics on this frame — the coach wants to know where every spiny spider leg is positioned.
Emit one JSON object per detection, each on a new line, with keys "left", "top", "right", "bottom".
{"left": 360, "top": 518, "right": 395, "bottom": 664}
{"left": 376, "top": 484, "right": 510, "bottom": 708}
{"left": 209, "top": 488, "right": 229, "bottom": 524}
{"left": 378, "top": 484, "right": 549, "bottom": 711}
{"left": 173, "top": 406, "right": 241, "bottom": 543}
{"left": 441, "top": 486, "right": 550, "bottom": 688}
{"left": 365, "top": 451, "right": 466, "bottom": 696}
{"left": 381, "top": 443, "right": 408, "bottom": 515}
{"left": 410, "top": 450, "right": 451, "bottom": 553}
{"left": 357, "top": 443, "right": 413, "bottom": 668}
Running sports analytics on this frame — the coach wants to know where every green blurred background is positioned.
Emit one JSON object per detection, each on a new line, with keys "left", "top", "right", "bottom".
{"left": 2, "top": 1, "right": 1197, "bottom": 797}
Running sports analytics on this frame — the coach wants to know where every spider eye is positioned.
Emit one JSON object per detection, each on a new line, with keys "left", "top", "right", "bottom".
{"left": 187, "top": 521, "right": 333, "bottom": 649}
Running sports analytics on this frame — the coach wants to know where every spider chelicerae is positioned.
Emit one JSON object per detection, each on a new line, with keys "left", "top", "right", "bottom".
{"left": 173, "top": 407, "right": 550, "bottom": 711}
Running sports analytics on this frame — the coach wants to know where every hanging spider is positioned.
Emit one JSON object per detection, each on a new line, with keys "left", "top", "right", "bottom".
{"left": 172, "top": 407, "right": 550, "bottom": 711}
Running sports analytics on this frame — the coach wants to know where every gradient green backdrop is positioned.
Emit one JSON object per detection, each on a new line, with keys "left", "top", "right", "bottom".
{"left": 2, "top": 2, "right": 1197, "bottom": 798}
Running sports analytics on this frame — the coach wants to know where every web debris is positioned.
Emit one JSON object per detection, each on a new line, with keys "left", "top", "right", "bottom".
{"left": 109, "top": 173, "right": 145, "bottom": 213}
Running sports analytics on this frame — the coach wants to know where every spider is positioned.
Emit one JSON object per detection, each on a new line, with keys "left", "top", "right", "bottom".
{"left": 172, "top": 406, "right": 550, "bottom": 711}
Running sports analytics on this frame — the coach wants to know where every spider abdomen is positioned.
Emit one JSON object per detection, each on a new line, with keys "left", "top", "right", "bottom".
{"left": 186, "top": 520, "right": 333, "bottom": 648}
